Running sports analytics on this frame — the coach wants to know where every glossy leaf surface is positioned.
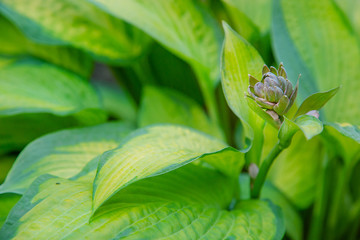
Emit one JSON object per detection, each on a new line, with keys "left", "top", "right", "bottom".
{"left": 92, "top": 125, "right": 244, "bottom": 212}
{"left": 88, "top": 0, "right": 222, "bottom": 89}
{"left": 0, "top": 122, "right": 133, "bottom": 194}
{"left": 0, "top": 15, "right": 92, "bottom": 77}
{"left": 0, "top": 59, "right": 106, "bottom": 152}
{"left": 0, "top": 0, "right": 151, "bottom": 64}
{"left": 0, "top": 165, "right": 284, "bottom": 240}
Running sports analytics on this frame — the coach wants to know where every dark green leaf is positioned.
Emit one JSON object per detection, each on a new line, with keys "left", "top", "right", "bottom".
{"left": 138, "top": 86, "right": 223, "bottom": 139}
{"left": 0, "top": 193, "right": 20, "bottom": 228}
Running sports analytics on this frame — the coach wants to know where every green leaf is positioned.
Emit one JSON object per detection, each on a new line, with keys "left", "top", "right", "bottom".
{"left": 0, "top": 15, "right": 92, "bottom": 77}
{"left": 0, "top": 59, "right": 106, "bottom": 152}
{"left": 147, "top": 44, "right": 204, "bottom": 105}
{"left": 294, "top": 87, "right": 340, "bottom": 119}
{"left": 325, "top": 122, "right": 360, "bottom": 144}
{"left": 272, "top": 0, "right": 360, "bottom": 124}
{"left": 92, "top": 125, "right": 244, "bottom": 212}
{"left": 0, "top": 165, "right": 284, "bottom": 239}
{"left": 269, "top": 132, "right": 324, "bottom": 208}
{"left": 93, "top": 82, "right": 137, "bottom": 122}
{"left": 335, "top": 0, "right": 360, "bottom": 39}
{"left": 222, "top": 0, "right": 271, "bottom": 35}
{"left": 88, "top": 0, "right": 222, "bottom": 87}
{"left": 221, "top": 22, "right": 265, "bottom": 162}
{"left": 0, "top": 59, "right": 103, "bottom": 117}
{"left": 262, "top": 187, "right": 303, "bottom": 240}
{"left": 261, "top": 182, "right": 303, "bottom": 240}
{"left": 278, "top": 116, "right": 323, "bottom": 147}
{"left": 0, "top": 193, "right": 20, "bottom": 228}
{"left": 238, "top": 174, "right": 302, "bottom": 240}
{"left": 138, "top": 86, "right": 223, "bottom": 139}
{"left": 323, "top": 123, "right": 360, "bottom": 165}
{"left": 0, "top": 122, "right": 133, "bottom": 194}
{"left": 0, "top": 0, "right": 151, "bottom": 64}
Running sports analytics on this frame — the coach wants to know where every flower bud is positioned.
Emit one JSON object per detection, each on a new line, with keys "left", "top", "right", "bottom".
{"left": 247, "top": 63, "right": 298, "bottom": 117}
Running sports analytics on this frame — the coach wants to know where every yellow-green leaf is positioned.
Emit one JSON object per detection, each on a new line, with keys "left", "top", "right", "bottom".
{"left": 92, "top": 125, "right": 244, "bottom": 212}
{"left": 0, "top": 122, "right": 133, "bottom": 194}
{"left": 0, "top": 59, "right": 106, "bottom": 152}
{"left": 221, "top": 22, "right": 265, "bottom": 163}
{"left": 0, "top": 0, "right": 151, "bottom": 64}
{"left": 0, "top": 165, "right": 284, "bottom": 240}
{"left": 0, "top": 15, "right": 92, "bottom": 77}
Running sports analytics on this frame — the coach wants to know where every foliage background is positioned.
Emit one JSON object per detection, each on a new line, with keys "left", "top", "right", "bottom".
{"left": 0, "top": 0, "right": 359, "bottom": 239}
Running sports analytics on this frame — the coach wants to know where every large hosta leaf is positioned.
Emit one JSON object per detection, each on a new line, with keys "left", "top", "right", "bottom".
{"left": 0, "top": 59, "right": 106, "bottom": 152}
{"left": 0, "top": 165, "right": 284, "bottom": 239}
{"left": 0, "top": 0, "right": 151, "bottom": 64}
{"left": 222, "top": 0, "right": 271, "bottom": 35}
{"left": 0, "top": 15, "right": 92, "bottom": 77}
{"left": 0, "top": 122, "right": 133, "bottom": 194}
{"left": 88, "top": 0, "right": 222, "bottom": 91}
{"left": 221, "top": 23, "right": 265, "bottom": 162}
{"left": 138, "top": 86, "right": 223, "bottom": 139}
{"left": 272, "top": 0, "right": 360, "bottom": 124}
{"left": 268, "top": 131, "right": 324, "bottom": 208}
{"left": 335, "top": 0, "right": 360, "bottom": 39}
{"left": 92, "top": 125, "right": 244, "bottom": 212}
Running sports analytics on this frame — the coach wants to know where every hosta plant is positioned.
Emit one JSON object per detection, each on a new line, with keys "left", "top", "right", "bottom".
{"left": 0, "top": 0, "right": 359, "bottom": 240}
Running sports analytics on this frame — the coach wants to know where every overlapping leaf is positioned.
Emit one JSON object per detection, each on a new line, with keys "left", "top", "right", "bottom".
{"left": 272, "top": 0, "right": 360, "bottom": 124}
{"left": 92, "top": 125, "right": 244, "bottom": 212}
{"left": 0, "top": 164, "right": 284, "bottom": 240}
{"left": 278, "top": 115, "right": 323, "bottom": 148}
{"left": 222, "top": 0, "right": 271, "bottom": 35}
{"left": 0, "top": 59, "right": 106, "bottom": 152}
{"left": 268, "top": 131, "right": 324, "bottom": 208}
{"left": 93, "top": 82, "right": 137, "bottom": 122}
{"left": 0, "top": 122, "right": 133, "bottom": 194}
{"left": 221, "top": 23, "right": 265, "bottom": 162}
{"left": 138, "top": 86, "right": 223, "bottom": 139}
{"left": 0, "top": 0, "right": 151, "bottom": 64}
{"left": 0, "top": 15, "right": 92, "bottom": 77}
{"left": 87, "top": 0, "right": 222, "bottom": 111}
{"left": 238, "top": 174, "right": 303, "bottom": 240}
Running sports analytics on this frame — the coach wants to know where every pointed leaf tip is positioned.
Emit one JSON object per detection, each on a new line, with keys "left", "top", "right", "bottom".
{"left": 294, "top": 86, "right": 340, "bottom": 119}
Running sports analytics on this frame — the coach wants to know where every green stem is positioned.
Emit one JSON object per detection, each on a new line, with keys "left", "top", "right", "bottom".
{"left": 251, "top": 142, "right": 283, "bottom": 198}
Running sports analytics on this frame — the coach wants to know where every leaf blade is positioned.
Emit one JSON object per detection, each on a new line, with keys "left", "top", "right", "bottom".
{"left": 294, "top": 87, "right": 340, "bottom": 119}
{"left": 92, "top": 125, "right": 245, "bottom": 212}
{"left": 0, "top": 122, "right": 133, "bottom": 194}
{"left": 272, "top": 0, "right": 360, "bottom": 124}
